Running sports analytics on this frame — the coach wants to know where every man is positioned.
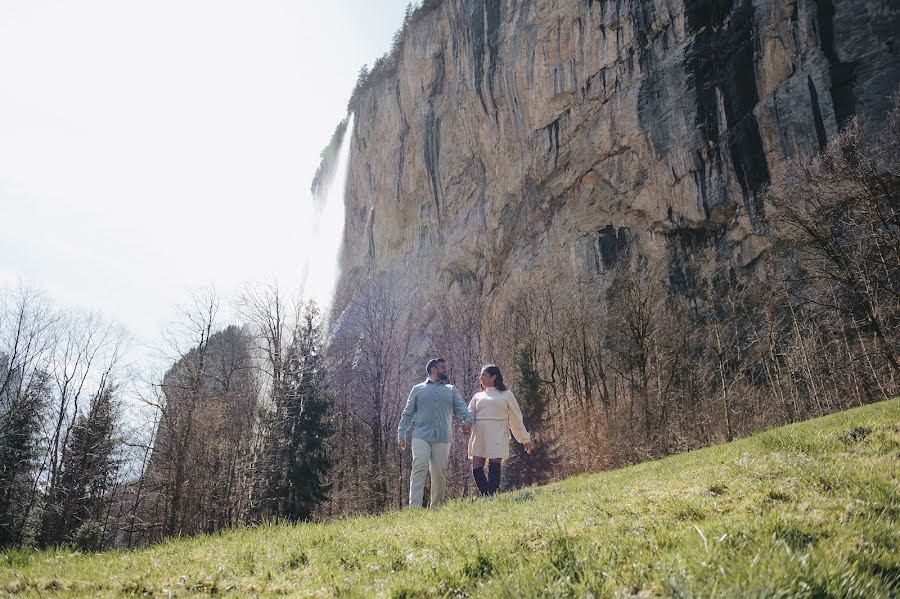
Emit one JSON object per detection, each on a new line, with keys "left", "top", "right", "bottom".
{"left": 397, "top": 358, "right": 473, "bottom": 508}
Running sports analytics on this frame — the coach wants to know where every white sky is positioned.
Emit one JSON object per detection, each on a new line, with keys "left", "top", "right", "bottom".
{"left": 0, "top": 0, "right": 409, "bottom": 358}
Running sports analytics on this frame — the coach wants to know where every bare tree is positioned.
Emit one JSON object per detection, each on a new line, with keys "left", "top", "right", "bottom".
{"left": 767, "top": 97, "right": 900, "bottom": 383}
{"left": 323, "top": 272, "right": 417, "bottom": 514}
{"left": 606, "top": 255, "right": 667, "bottom": 449}
{"left": 144, "top": 288, "right": 219, "bottom": 538}
{"left": 41, "top": 311, "right": 128, "bottom": 538}
{"left": 40, "top": 384, "right": 121, "bottom": 549}
{"left": 0, "top": 283, "right": 56, "bottom": 546}
{"left": 335, "top": 275, "right": 404, "bottom": 511}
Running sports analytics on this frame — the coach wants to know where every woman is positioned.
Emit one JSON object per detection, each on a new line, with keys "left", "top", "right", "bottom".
{"left": 468, "top": 364, "right": 533, "bottom": 496}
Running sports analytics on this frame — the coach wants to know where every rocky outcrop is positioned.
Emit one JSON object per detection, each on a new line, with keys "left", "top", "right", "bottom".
{"left": 334, "top": 0, "right": 898, "bottom": 341}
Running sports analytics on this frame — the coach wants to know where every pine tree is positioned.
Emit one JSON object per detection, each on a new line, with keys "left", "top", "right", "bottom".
{"left": 255, "top": 303, "right": 333, "bottom": 521}
{"left": 40, "top": 385, "right": 119, "bottom": 550}
{"left": 0, "top": 365, "right": 49, "bottom": 548}
{"left": 503, "top": 347, "right": 559, "bottom": 490}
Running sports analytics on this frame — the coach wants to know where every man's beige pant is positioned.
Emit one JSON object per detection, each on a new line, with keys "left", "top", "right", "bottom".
{"left": 409, "top": 437, "right": 451, "bottom": 508}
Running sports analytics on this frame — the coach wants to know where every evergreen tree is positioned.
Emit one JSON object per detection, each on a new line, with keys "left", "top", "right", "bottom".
{"left": 255, "top": 303, "right": 333, "bottom": 521}
{"left": 40, "top": 385, "right": 119, "bottom": 550}
{"left": 503, "top": 346, "right": 559, "bottom": 490}
{"left": 0, "top": 365, "right": 49, "bottom": 548}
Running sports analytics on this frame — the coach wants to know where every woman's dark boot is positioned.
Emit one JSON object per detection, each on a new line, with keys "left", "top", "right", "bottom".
{"left": 487, "top": 462, "right": 502, "bottom": 495}
{"left": 472, "top": 467, "right": 489, "bottom": 496}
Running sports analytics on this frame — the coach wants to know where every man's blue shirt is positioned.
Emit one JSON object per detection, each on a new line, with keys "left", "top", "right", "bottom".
{"left": 397, "top": 379, "right": 473, "bottom": 443}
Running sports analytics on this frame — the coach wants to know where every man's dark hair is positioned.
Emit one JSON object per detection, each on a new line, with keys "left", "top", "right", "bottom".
{"left": 426, "top": 358, "right": 446, "bottom": 375}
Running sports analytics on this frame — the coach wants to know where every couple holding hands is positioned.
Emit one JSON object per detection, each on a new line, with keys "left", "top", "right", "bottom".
{"left": 397, "top": 358, "right": 534, "bottom": 508}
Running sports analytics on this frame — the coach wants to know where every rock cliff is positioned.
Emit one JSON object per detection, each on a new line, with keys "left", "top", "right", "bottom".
{"left": 333, "top": 0, "right": 898, "bottom": 346}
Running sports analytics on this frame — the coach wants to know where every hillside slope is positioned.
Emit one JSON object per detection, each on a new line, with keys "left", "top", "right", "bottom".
{"left": 2, "top": 399, "right": 898, "bottom": 597}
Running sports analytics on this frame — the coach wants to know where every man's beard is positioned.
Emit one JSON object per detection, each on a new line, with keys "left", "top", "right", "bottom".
{"left": 439, "top": 372, "right": 449, "bottom": 381}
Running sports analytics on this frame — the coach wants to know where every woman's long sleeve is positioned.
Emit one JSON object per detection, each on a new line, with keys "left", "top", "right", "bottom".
{"left": 468, "top": 396, "right": 477, "bottom": 421}
{"left": 506, "top": 391, "right": 532, "bottom": 444}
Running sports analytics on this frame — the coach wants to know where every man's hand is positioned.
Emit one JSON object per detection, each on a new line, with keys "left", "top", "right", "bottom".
{"left": 460, "top": 422, "right": 472, "bottom": 434}
{"left": 524, "top": 442, "right": 534, "bottom": 454}
{"left": 398, "top": 438, "right": 406, "bottom": 451}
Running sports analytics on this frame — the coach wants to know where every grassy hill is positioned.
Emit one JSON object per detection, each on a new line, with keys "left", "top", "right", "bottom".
{"left": 2, "top": 399, "right": 898, "bottom": 598}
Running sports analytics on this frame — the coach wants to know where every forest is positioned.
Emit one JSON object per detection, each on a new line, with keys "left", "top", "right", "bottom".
{"left": 1, "top": 94, "right": 896, "bottom": 551}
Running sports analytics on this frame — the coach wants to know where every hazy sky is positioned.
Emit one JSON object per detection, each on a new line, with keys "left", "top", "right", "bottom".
{"left": 0, "top": 0, "right": 409, "bottom": 355}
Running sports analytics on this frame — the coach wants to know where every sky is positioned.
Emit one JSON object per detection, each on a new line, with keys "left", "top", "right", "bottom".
{"left": 0, "top": 0, "right": 409, "bottom": 362}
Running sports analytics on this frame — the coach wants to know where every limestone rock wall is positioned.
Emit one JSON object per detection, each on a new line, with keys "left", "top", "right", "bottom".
{"left": 335, "top": 0, "right": 898, "bottom": 343}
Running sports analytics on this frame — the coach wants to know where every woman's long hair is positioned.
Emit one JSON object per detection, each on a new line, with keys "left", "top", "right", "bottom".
{"left": 482, "top": 365, "right": 507, "bottom": 391}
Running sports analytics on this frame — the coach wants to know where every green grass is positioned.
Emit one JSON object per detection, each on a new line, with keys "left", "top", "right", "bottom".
{"left": 3, "top": 400, "right": 899, "bottom": 598}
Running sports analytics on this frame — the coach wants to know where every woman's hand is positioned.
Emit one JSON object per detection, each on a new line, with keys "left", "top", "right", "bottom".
{"left": 524, "top": 442, "right": 533, "bottom": 454}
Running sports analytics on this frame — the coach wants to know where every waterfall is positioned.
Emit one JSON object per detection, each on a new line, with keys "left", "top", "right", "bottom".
{"left": 303, "top": 113, "right": 354, "bottom": 312}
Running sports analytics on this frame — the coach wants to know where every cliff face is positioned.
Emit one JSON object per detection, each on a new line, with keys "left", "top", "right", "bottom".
{"left": 336, "top": 0, "right": 898, "bottom": 340}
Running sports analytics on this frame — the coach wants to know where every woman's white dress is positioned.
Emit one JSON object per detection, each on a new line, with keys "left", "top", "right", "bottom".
{"left": 467, "top": 387, "right": 531, "bottom": 460}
